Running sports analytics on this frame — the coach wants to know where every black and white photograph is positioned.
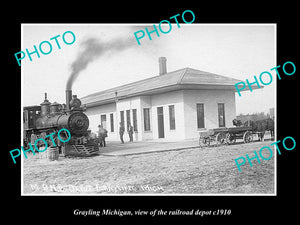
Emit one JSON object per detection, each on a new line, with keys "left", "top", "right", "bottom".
{"left": 21, "top": 23, "right": 276, "bottom": 195}
{"left": 4, "top": 4, "right": 299, "bottom": 224}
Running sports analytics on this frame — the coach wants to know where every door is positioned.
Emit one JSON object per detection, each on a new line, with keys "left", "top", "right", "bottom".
{"left": 218, "top": 103, "right": 225, "bottom": 127}
{"left": 157, "top": 107, "right": 165, "bottom": 138}
{"left": 100, "top": 114, "right": 107, "bottom": 129}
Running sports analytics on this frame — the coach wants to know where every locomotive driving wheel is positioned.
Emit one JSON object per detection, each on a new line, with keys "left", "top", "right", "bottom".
{"left": 226, "top": 133, "right": 236, "bottom": 145}
{"left": 243, "top": 131, "right": 253, "bottom": 143}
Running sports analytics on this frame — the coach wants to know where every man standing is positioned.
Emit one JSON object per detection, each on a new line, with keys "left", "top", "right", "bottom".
{"left": 119, "top": 122, "right": 125, "bottom": 144}
{"left": 30, "top": 130, "right": 37, "bottom": 147}
{"left": 128, "top": 124, "right": 133, "bottom": 142}
{"left": 55, "top": 129, "right": 63, "bottom": 154}
{"left": 98, "top": 125, "right": 108, "bottom": 147}
{"left": 39, "top": 131, "right": 47, "bottom": 151}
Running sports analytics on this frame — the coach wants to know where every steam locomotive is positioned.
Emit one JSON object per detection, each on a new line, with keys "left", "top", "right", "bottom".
{"left": 23, "top": 90, "right": 99, "bottom": 156}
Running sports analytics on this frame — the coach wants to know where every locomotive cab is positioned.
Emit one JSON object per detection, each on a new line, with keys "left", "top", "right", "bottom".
{"left": 23, "top": 105, "right": 41, "bottom": 131}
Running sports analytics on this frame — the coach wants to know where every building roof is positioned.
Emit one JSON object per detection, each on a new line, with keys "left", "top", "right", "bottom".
{"left": 23, "top": 105, "right": 41, "bottom": 110}
{"left": 81, "top": 67, "right": 257, "bottom": 107}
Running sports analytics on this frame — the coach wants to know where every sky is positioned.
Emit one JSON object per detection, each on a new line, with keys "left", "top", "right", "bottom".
{"left": 22, "top": 24, "right": 276, "bottom": 115}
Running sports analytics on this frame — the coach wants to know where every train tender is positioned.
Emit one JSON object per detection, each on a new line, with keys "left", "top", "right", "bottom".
{"left": 23, "top": 90, "right": 99, "bottom": 156}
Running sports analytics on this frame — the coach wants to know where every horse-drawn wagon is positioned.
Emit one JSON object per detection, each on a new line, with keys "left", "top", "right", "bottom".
{"left": 198, "top": 118, "right": 274, "bottom": 147}
{"left": 199, "top": 127, "right": 228, "bottom": 147}
{"left": 225, "top": 126, "right": 253, "bottom": 144}
{"left": 199, "top": 126, "right": 253, "bottom": 147}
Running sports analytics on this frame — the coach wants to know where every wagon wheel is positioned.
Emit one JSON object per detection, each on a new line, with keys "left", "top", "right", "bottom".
{"left": 243, "top": 131, "right": 253, "bottom": 143}
{"left": 226, "top": 133, "right": 236, "bottom": 145}
{"left": 215, "top": 132, "right": 226, "bottom": 146}
{"left": 199, "top": 136, "right": 210, "bottom": 147}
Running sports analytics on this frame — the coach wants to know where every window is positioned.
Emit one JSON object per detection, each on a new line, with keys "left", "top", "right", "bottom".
{"left": 29, "top": 110, "right": 33, "bottom": 120}
{"left": 196, "top": 103, "right": 205, "bottom": 129}
{"left": 169, "top": 105, "right": 176, "bottom": 130}
{"left": 218, "top": 103, "right": 225, "bottom": 127}
{"left": 23, "top": 111, "right": 27, "bottom": 123}
{"left": 110, "top": 113, "right": 114, "bottom": 132}
{"left": 126, "top": 110, "right": 131, "bottom": 130}
{"left": 100, "top": 114, "right": 107, "bottom": 129}
{"left": 120, "top": 111, "right": 124, "bottom": 126}
{"left": 132, "top": 109, "right": 138, "bottom": 132}
{"left": 143, "top": 108, "right": 151, "bottom": 131}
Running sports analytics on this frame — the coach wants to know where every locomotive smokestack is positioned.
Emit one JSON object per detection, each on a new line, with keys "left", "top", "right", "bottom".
{"left": 66, "top": 89, "right": 72, "bottom": 111}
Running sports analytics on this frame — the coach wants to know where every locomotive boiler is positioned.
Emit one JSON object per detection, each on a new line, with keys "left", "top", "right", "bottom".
{"left": 23, "top": 90, "right": 99, "bottom": 156}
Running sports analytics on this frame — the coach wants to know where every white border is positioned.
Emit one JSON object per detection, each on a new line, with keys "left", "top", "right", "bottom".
{"left": 20, "top": 23, "right": 277, "bottom": 196}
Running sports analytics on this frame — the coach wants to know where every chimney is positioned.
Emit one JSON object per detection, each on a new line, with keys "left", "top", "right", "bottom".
{"left": 66, "top": 89, "right": 72, "bottom": 111}
{"left": 158, "top": 57, "right": 167, "bottom": 75}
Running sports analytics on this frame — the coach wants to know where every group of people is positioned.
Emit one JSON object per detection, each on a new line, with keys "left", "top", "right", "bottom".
{"left": 29, "top": 130, "right": 63, "bottom": 153}
{"left": 28, "top": 123, "right": 134, "bottom": 151}
{"left": 97, "top": 122, "right": 134, "bottom": 147}
{"left": 118, "top": 122, "right": 133, "bottom": 144}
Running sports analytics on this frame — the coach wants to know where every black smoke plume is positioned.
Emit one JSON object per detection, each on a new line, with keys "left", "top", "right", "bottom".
{"left": 66, "top": 37, "right": 135, "bottom": 90}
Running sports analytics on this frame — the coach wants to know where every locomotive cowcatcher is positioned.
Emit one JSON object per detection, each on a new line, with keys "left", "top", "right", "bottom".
{"left": 23, "top": 90, "right": 99, "bottom": 156}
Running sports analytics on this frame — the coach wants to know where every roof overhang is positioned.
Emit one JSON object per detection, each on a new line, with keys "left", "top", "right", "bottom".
{"left": 23, "top": 105, "right": 42, "bottom": 110}
{"left": 82, "top": 84, "right": 251, "bottom": 108}
{"left": 234, "top": 82, "right": 263, "bottom": 92}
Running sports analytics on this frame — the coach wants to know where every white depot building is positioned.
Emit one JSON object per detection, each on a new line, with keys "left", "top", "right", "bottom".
{"left": 81, "top": 57, "right": 254, "bottom": 142}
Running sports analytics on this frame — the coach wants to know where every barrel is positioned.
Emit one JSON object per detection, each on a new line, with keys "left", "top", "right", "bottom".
{"left": 48, "top": 146, "right": 59, "bottom": 161}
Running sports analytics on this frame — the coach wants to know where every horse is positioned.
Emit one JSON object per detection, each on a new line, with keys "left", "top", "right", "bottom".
{"left": 232, "top": 119, "right": 242, "bottom": 127}
{"left": 244, "top": 118, "right": 274, "bottom": 141}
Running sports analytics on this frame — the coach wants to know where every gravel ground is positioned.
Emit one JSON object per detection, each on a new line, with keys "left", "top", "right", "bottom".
{"left": 22, "top": 141, "right": 275, "bottom": 195}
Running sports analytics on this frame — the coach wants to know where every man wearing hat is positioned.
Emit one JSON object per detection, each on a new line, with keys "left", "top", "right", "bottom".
{"left": 30, "top": 130, "right": 37, "bottom": 148}
{"left": 119, "top": 122, "right": 125, "bottom": 144}
{"left": 98, "top": 124, "right": 108, "bottom": 147}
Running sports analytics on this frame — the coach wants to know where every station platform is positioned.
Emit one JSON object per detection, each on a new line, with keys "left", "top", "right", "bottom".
{"left": 98, "top": 139, "right": 200, "bottom": 156}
